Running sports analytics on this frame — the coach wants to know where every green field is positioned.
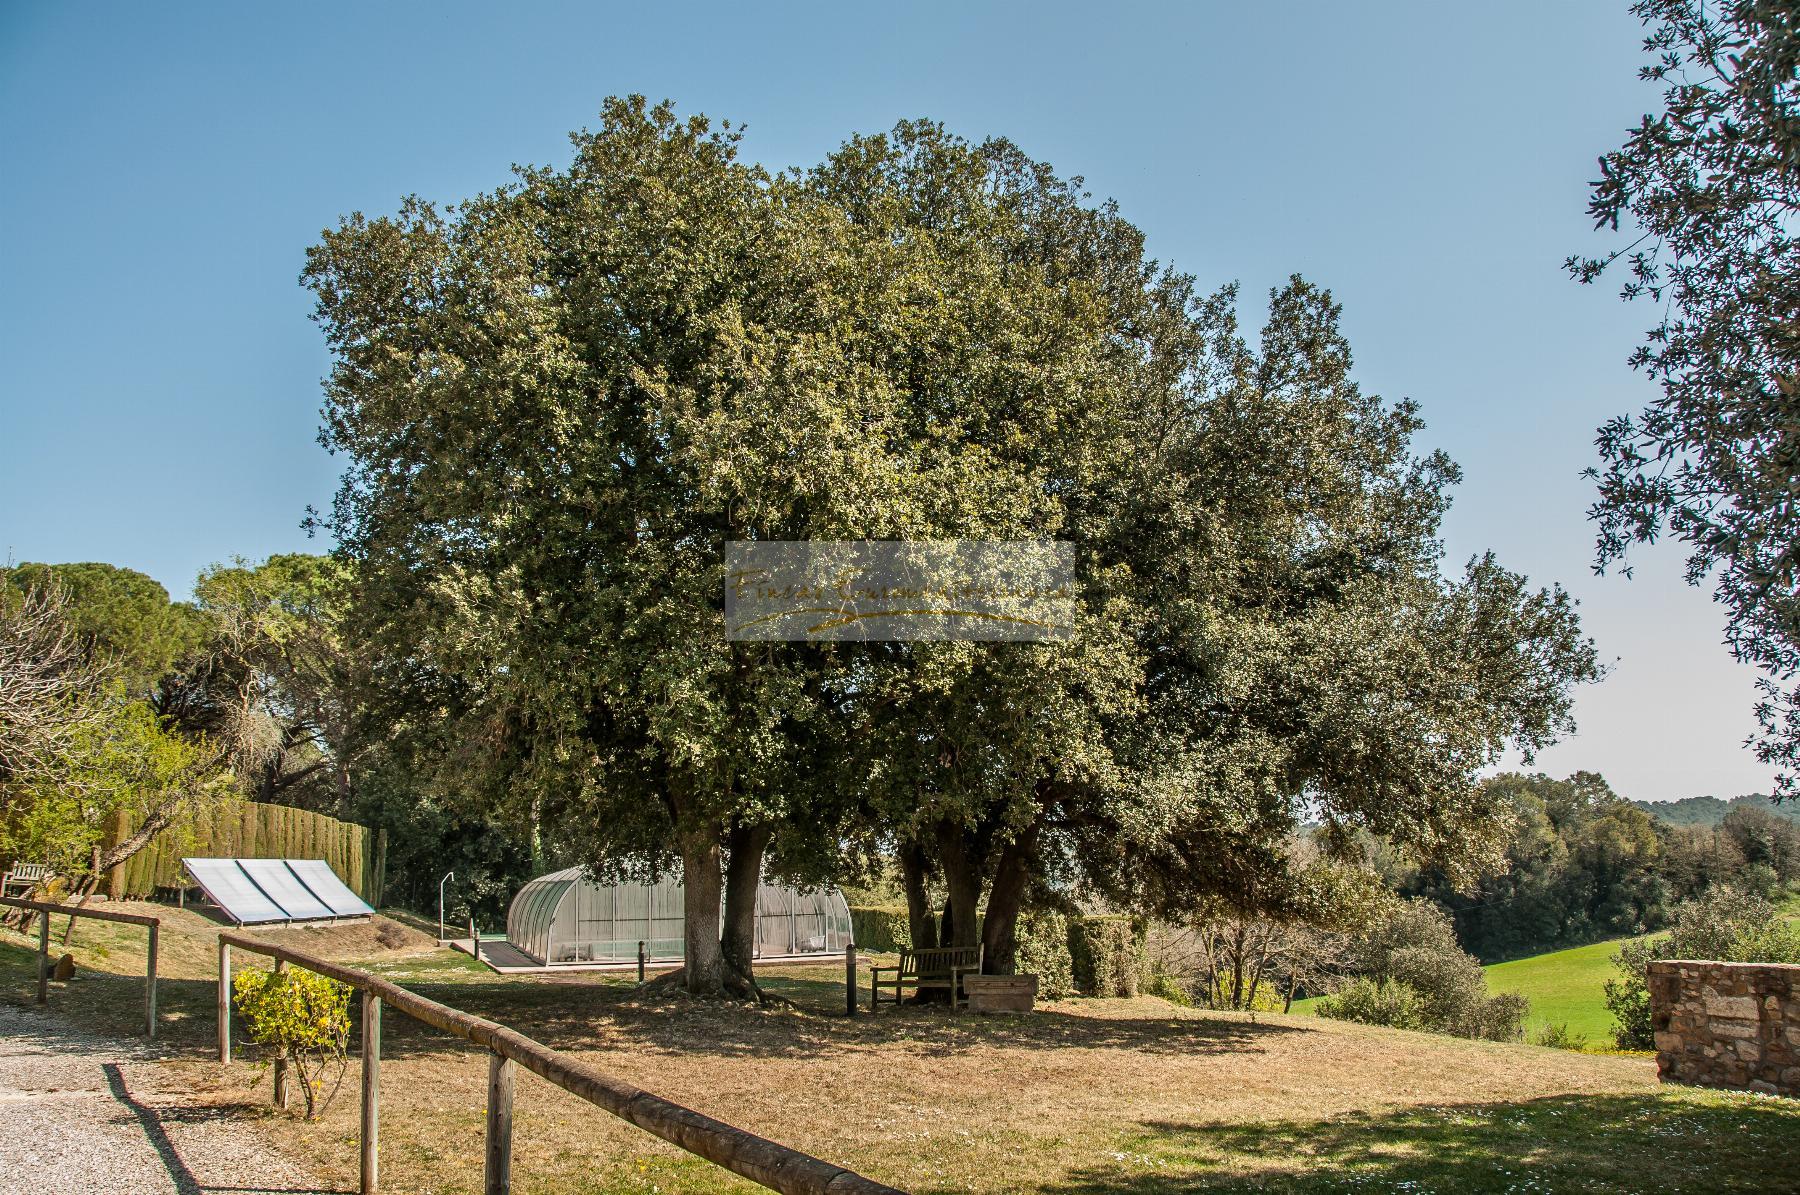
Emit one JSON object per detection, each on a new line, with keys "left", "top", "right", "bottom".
{"left": 1483, "top": 937, "right": 1640, "bottom": 1047}
{"left": 1290, "top": 936, "right": 1640, "bottom": 1047}
{"left": 1296, "top": 905, "right": 1800, "bottom": 1048}
{"left": 1485, "top": 903, "right": 1800, "bottom": 1047}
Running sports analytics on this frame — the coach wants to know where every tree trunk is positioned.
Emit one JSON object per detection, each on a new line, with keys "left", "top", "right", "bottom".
{"left": 1229, "top": 925, "right": 1247, "bottom": 1010}
{"left": 1199, "top": 927, "right": 1220, "bottom": 1006}
{"left": 935, "top": 822, "right": 982, "bottom": 952}
{"left": 980, "top": 825, "right": 1038, "bottom": 975}
{"left": 1247, "top": 925, "right": 1272, "bottom": 1007}
{"left": 61, "top": 846, "right": 104, "bottom": 944}
{"left": 899, "top": 840, "right": 938, "bottom": 953}
{"left": 720, "top": 822, "right": 772, "bottom": 995}
{"left": 528, "top": 793, "right": 545, "bottom": 874}
{"left": 679, "top": 830, "right": 725, "bottom": 996}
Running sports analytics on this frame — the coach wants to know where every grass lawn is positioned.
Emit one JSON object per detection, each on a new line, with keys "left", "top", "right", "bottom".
{"left": 1483, "top": 936, "right": 1643, "bottom": 1048}
{"left": 5, "top": 904, "right": 1800, "bottom": 1192}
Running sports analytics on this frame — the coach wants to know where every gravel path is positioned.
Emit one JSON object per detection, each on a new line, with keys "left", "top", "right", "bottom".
{"left": 0, "top": 1004, "right": 337, "bottom": 1194}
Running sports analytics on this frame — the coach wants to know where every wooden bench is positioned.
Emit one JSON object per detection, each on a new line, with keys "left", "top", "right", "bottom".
{"left": 1, "top": 863, "right": 48, "bottom": 899}
{"left": 869, "top": 945, "right": 982, "bottom": 1011}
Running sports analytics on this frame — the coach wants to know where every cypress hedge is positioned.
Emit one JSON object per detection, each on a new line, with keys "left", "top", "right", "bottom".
{"left": 104, "top": 799, "right": 383, "bottom": 903}
{"left": 848, "top": 905, "right": 912, "bottom": 953}
{"left": 1068, "top": 915, "right": 1147, "bottom": 997}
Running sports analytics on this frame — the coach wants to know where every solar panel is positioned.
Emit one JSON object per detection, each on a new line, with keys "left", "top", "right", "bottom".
{"left": 239, "top": 859, "right": 335, "bottom": 921}
{"left": 287, "top": 859, "right": 374, "bottom": 917}
{"left": 184, "top": 858, "right": 289, "bottom": 924}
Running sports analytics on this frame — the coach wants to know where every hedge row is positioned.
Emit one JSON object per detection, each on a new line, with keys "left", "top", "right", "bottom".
{"left": 1017, "top": 907, "right": 1076, "bottom": 997}
{"left": 104, "top": 799, "right": 385, "bottom": 905}
{"left": 1069, "top": 914, "right": 1146, "bottom": 997}
{"left": 847, "top": 904, "right": 1145, "bottom": 998}
{"left": 849, "top": 905, "right": 912, "bottom": 953}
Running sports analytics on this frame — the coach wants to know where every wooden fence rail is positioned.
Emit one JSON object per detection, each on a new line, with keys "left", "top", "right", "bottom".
{"left": 0, "top": 895, "right": 159, "bottom": 1038}
{"left": 216, "top": 930, "right": 903, "bottom": 1195}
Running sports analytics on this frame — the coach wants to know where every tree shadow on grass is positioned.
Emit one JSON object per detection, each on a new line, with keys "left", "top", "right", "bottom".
{"left": 407, "top": 966, "right": 1296, "bottom": 1054}
{"left": 3, "top": 936, "right": 1293, "bottom": 1069}
{"left": 328, "top": 975, "right": 1295, "bottom": 1069}
{"left": 1037, "top": 1092, "right": 1800, "bottom": 1194}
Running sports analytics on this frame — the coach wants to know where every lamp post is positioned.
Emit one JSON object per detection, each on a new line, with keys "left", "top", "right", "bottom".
{"left": 438, "top": 871, "right": 455, "bottom": 943}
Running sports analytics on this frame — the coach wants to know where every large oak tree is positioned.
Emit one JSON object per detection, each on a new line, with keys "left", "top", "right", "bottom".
{"left": 308, "top": 100, "right": 1599, "bottom": 991}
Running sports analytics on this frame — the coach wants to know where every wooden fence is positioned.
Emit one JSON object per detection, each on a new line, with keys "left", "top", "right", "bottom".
{"left": 216, "top": 931, "right": 903, "bottom": 1195}
{"left": 1, "top": 895, "right": 159, "bottom": 1037}
{"left": 105, "top": 800, "right": 385, "bottom": 905}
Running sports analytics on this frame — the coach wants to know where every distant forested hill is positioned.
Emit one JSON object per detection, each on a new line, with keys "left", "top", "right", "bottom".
{"left": 1633, "top": 794, "right": 1800, "bottom": 827}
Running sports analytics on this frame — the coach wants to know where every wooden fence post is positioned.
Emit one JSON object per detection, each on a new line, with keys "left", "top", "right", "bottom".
{"left": 486, "top": 1051, "right": 513, "bottom": 1195}
{"left": 145, "top": 922, "right": 158, "bottom": 1039}
{"left": 217, "top": 940, "right": 231, "bottom": 1062}
{"left": 361, "top": 990, "right": 381, "bottom": 1194}
{"left": 36, "top": 911, "right": 48, "bottom": 1004}
{"left": 845, "top": 944, "right": 856, "bottom": 1017}
{"left": 272, "top": 957, "right": 288, "bottom": 1108}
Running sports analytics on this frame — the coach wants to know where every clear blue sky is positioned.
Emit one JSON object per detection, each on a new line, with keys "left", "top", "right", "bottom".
{"left": 0, "top": 1, "right": 1769, "bottom": 802}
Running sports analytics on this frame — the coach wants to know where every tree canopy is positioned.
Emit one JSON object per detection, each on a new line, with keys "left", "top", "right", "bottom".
{"left": 305, "top": 97, "right": 1600, "bottom": 994}
{"left": 170, "top": 554, "right": 359, "bottom": 811}
{"left": 1570, "top": 0, "right": 1800, "bottom": 792}
{"left": 3, "top": 562, "right": 203, "bottom": 696}
{"left": 0, "top": 576, "right": 225, "bottom": 889}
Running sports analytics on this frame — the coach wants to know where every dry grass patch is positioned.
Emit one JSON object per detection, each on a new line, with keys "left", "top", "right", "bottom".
{"left": 4, "top": 911, "right": 1798, "bottom": 1193}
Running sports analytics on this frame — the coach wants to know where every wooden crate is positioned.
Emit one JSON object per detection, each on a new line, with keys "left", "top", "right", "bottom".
{"left": 961, "top": 973, "right": 1038, "bottom": 1014}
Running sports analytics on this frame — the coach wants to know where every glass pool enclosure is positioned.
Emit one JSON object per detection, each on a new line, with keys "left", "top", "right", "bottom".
{"left": 505, "top": 868, "right": 854, "bottom": 966}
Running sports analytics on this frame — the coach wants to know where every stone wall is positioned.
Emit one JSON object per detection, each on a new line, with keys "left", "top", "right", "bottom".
{"left": 1649, "top": 960, "right": 1800, "bottom": 1096}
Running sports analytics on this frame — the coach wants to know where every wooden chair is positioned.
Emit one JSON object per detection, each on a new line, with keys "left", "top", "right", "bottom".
{"left": 1, "top": 862, "right": 49, "bottom": 898}
{"left": 869, "top": 944, "right": 983, "bottom": 1010}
